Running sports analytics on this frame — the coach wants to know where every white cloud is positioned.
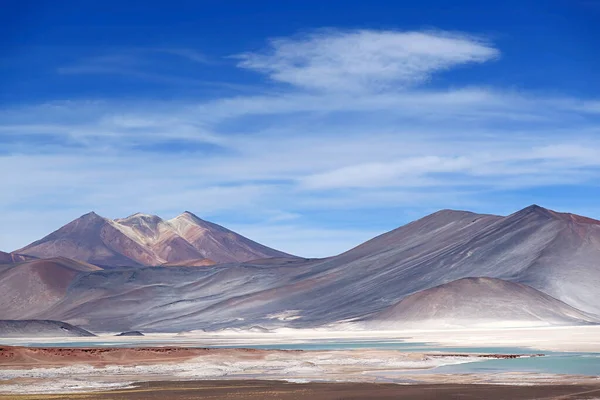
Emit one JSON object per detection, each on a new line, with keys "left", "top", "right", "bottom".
{"left": 299, "top": 142, "right": 600, "bottom": 191}
{"left": 301, "top": 156, "right": 473, "bottom": 189}
{"left": 237, "top": 30, "right": 499, "bottom": 92}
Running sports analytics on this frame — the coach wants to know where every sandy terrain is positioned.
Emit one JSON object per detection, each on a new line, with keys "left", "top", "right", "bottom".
{"left": 0, "top": 346, "right": 225, "bottom": 368}
{"left": 3, "top": 381, "right": 600, "bottom": 400}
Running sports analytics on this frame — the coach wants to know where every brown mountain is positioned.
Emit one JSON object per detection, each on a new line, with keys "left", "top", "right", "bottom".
{"left": 15, "top": 211, "right": 293, "bottom": 267}
{"left": 15, "top": 212, "right": 162, "bottom": 267}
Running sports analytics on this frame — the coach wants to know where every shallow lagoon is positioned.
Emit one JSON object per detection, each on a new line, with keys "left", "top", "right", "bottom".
{"left": 431, "top": 353, "right": 600, "bottom": 376}
{"left": 2, "top": 338, "right": 598, "bottom": 377}
{"left": 1, "top": 338, "right": 539, "bottom": 353}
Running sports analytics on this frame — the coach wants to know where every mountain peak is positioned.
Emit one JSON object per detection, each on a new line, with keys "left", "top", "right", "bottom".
{"left": 131, "top": 212, "right": 157, "bottom": 218}
{"left": 177, "top": 211, "right": 204, "bottom": 221}
{"left": 521, "top": 204, "right": 552, "bottom": 214}
{"left": 511, "top": 204, "right": 556, "bottom": 220}
{"left": 431, "top": 209, "right": 482, "bottom": 218}
{"left": 170, "top": 211, "right": 219, "bottom": 230}
{"left": 116, "top": 212, "right": 163, "bottom": 223}
{"left": 513, "top": 204, "right": 600, "bottom": 225}
{"left": 414, "top": 208, "right": 498, "bottom": 226}
{"left": 80, "top": 211, "right": 104, "bottom": 220}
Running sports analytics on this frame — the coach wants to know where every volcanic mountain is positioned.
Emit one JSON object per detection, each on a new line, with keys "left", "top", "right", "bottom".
{"left": 364, "top": 277, "right": 598, "bottom": 328}
{"left": 15, "top": 211, "right": 293, "bottom": 267}
{"left": 3, "top": 205, "right": 600, "bottom": 332}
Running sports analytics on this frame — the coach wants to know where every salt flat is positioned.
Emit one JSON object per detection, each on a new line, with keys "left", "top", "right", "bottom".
{"left": 0, "top": 347, "right": 513, "bottom": 394}
{"left": 2, "top": 325, "right": 600, "bottom": 352}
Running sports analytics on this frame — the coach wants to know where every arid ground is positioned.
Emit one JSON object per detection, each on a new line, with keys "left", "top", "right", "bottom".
{"left": 3, "top": 380, "right": 600, "bottom": 400}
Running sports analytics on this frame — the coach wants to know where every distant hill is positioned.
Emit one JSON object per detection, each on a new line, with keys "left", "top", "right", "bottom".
{"left": 364, "top": 277, "right": 599, "bottom": 328}
{"left": 14, "top": 211, "right": 294, "bottom": 267}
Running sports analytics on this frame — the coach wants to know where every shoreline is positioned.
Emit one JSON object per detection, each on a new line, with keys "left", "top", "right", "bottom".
{"left": 2, "top": 325, "right": 599, "bottom": 353}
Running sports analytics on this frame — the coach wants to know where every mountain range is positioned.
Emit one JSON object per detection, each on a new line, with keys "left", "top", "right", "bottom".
{"left": 1, "top": 204, "right": 599, "bottom": 332}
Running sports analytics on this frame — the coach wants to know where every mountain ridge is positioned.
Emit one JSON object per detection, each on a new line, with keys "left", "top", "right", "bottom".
{"left": 0, "top": 251, "right": 34, "bottom": 265}
{"left": 3, "top": 204, "right": 600, "bottom": 332}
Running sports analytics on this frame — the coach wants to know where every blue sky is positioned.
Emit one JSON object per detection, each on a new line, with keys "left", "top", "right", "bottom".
{"left": 1, "top": 0, "right": 599, "bottom": 257}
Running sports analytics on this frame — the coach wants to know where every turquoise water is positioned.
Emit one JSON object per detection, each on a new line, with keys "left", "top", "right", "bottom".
{"left": 431, "top": 353, "right": 600, "bottom": 376}
{"left": 8, "top": 339, "right": 541, "bottom": 354}
{"left": 211, "top": 341, "right": 543, "bottom": 354}
{"left": 207, "top": 341, "right": 600, "bottom": 377}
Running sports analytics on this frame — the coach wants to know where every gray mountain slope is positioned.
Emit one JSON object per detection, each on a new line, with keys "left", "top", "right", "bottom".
{"left": 0, "top": 251, "right": 33, "bottom": 265}
{"left": 364, "top": 277, "right": 598, "bottom": 328}
{"left": 226, "top": 204, "right": 600, "bottom": 325}
{"left": 0, "top": 258, "right": 101, "bottom": 320}
{"left": 16, "top": 211, "right": 294, "bottom": 267}
{"left": 0, "top": 320, "right": 95, "bottom": 337}
{"left": 6, "top": 205, "right": 600, "bottom": 332}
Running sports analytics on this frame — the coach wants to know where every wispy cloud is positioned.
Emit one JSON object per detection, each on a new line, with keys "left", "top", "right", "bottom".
{"left": 236, "top": 30, "right": 499, "bottom": 92}
{"left": 54, "top": 47, "right": 239, "bottom": 90}
{"left": 58, "top": 48, "right": 210, "bottom": 75}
